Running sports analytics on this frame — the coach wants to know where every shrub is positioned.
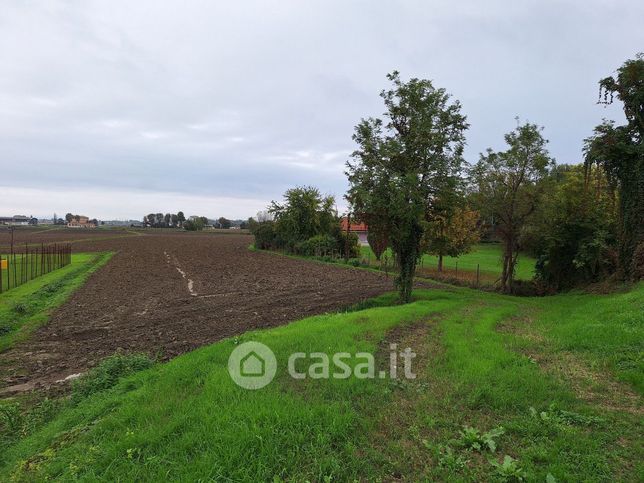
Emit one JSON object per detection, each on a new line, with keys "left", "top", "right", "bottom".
{"left": 252, "top": 222, "right": 278, "bottom": 250}
{"left": 295, "top": 235, "right": 337, "bottom": 256}
{"left": 72, "top": 353, "right": 154, "bottom": 401}
{"left": 335, "top": 231, "right": 360, "bottom": 258}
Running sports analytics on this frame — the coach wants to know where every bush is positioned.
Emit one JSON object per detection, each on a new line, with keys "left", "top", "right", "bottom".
{"left": 72, "top": 353, "right": 153, "bottom": 401}
{"left": 295, "top": 235, "right": 337, "bottom": 256}
{"left": 184, "top": 218, "right": 205, "bottom": 231}
{"left": 252, "top": 222, "right": 278, "bottom": 250}
{"left": 335, "top": 231, "right": 360, "bottom": 258}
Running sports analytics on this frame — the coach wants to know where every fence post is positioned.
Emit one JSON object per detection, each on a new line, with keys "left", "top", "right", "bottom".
{"left": 476, "top": 263, "right": 480, "bottom": 287}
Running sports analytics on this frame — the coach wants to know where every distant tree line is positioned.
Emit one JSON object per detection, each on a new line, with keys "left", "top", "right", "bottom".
{"left": 143, "top": 212, "right": 186, "bottom": 228}
{"left": 142, "top": 213, "right": 240, "bottom": 231}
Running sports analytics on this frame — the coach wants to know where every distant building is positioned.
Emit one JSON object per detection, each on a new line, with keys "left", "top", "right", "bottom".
{"left": 67, "top": 216, "right": 96, "bottom": 228}
{"left": 340, "top": 217, "right": 369, "bottom": 246}
{"left": 0, "top": 215, "right": 37, "bottom": 226}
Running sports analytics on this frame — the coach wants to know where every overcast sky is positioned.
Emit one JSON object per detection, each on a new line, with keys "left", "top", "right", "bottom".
{"left": 1, "top": 1, "right": 642, "bottom": 220}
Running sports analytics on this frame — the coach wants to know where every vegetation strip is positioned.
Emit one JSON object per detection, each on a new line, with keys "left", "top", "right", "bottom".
{"left": 0, "top": 253, "right": 113, "bottom": 353}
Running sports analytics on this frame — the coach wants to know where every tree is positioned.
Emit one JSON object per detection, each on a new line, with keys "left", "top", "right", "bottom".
{"left": 164, "top": 213, "right": 171, "bottom": 226}
{"left": 584, "top": 54, "right": 644, "bottom": 280}
{"left": 256, "top": 210, "right": 273, "bottom": 223}
{"left": 171, "top": 214, "right": 179, "bottom": 227}
{"left": 218, "top": 217, "right": 232, "bottom": 229}
{"left": 65, "top": 213, "right": 73, "bottom": 223}
{"left": 470, "top": 121, "right": 553, "bottom": 292}
{"left": 367, "top": 221, "right": 389, "bottom": 261}
{"left": 422, "top": 207, "right": 480, "bottom": 271}
{"left": 346, "top": 71, "right": 468, "bottom": 302}
{"left": 177, "top": 211, "right": 186, "bottom": 228}
{"left": 184, "top": 216, "right": 207, "bottom": 231}
{"left": 269, "top": 186, "right": 337, "bottom": 249}
{"left": 531, "top": 164, "right": 617, "bottom": 289}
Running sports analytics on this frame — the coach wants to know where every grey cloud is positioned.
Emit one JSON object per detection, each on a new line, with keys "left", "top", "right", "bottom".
{"left": 0, "top": 0, "right": 641, "bottom": 219}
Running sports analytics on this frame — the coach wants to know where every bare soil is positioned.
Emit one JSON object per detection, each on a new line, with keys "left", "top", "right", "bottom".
{"left": 1, "top": 231, "right": 399, "bottom": 394}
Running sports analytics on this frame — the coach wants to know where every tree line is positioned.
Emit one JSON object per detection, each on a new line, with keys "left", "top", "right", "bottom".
{"left": 143, "top": 212, "right": 236, "bottom": 231}
{"left": 252, "top": 54, "right": 643, "bottom": 302}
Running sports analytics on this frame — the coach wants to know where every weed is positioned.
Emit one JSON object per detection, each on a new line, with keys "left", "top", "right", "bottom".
{"left": 529, "top": 404, "right": 605, "bottom": 426}
{"left": 0, "top": 398, "right": 63, "bottom": 447}
{"left": 0, "top": 402, "right": 24, "bottom": 434}
{"left": 11, "top": 302, "right": 29, "bottom": 315}
{"left": 72, "top": 353, "right": 154, "bottom": 401}
{"left": 436, "top": 445, "right": 468, "bottom": 471}
{"left": 458, "top": 425, "right": 505, "bottom": 453}
{"left": 40, "top": 281, "right": 64, "bottom": 294}
{"left": 489, "top": 455, "right": 526, "bottom": 482}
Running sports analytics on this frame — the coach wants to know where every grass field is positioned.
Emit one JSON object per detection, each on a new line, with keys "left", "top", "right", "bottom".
{"left": 1, "top": 282, "right": 641, "bottom": 481}
{"left": 0, "top": 253, "right": 113, "bottom": 353}
{"left": 360, "top": 243, "right": 537, "bottom": 282}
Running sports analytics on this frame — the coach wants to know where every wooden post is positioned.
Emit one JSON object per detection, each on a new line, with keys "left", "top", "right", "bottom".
{"left": 476, "top": 263, "right": 480, "bottom": 286}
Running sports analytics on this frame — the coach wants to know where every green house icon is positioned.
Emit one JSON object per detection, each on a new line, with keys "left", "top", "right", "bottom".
{"left": 240, "top": 351, "right": 265, "bottom": 377}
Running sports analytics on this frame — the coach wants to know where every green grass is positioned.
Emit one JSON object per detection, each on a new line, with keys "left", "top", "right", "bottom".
{"left": 0, "top": 253, "right": 113, "bottom": 353}
{"left": 0, "top": 283, "right": 641, "bottom": 481}
{"left": 361, "top": 243, "right": 537, "bottom": 281}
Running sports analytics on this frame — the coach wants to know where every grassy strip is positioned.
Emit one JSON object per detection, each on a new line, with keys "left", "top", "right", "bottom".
{"left": 0, "top": 253, "right": 114, "bottom": 353}
{"left": 0, "top": 284, "right": 641, "bottom": 480}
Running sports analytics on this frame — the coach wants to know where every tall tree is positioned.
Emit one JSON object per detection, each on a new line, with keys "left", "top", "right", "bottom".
{"left": 584, "top": 54, "right": 644, "bottom": 280}
{"left": 470, "top": 122, "right": 553, "bottom": 292}
{"left": 346, "top": 71, "right": 468, "bottom": 302}
{"left": 177, "top": 211, "right": 186, "bottom": 227}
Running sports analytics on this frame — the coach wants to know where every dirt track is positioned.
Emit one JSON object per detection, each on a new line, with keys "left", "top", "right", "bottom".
{"left": 0, "top": 231, "right": 397, "bottom": 394}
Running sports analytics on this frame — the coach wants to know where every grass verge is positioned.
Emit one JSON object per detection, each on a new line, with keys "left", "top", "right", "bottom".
{"left": 0, "top": 253, "right": 114, "bottom": 353}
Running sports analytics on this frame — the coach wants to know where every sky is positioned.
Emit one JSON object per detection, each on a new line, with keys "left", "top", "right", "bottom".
{"left": 1, "top": 0, "right": 642, "bottom": 220}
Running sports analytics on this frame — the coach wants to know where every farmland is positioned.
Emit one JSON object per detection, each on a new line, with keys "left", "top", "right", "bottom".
{"left": 0, "top": 228, "right": 395, "bottom": 394}
{"left": 0, "top": 227, "right": 641, "bottom": 481}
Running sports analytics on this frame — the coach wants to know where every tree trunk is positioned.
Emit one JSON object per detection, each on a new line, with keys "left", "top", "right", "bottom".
{"left": 395, "top": 244, "right": 418, "bottom": 303}
{"left": 438, "top": 253, "right": 443, "bottom": 272}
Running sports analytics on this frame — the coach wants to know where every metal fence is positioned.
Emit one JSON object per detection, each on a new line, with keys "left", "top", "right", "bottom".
{"left": 0, "top": 243, "right": 72, "bottom": 293}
